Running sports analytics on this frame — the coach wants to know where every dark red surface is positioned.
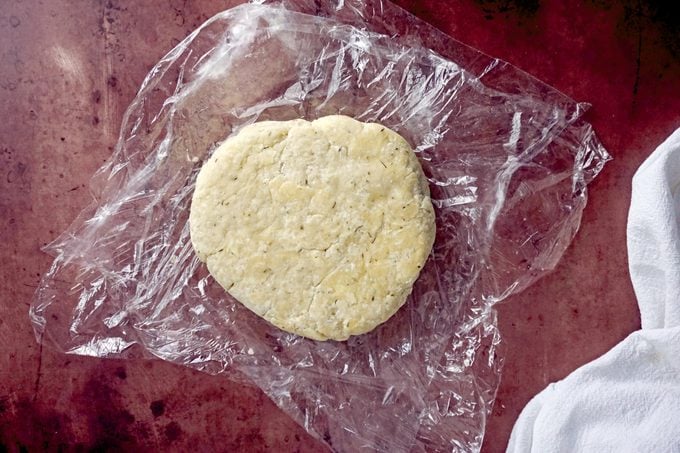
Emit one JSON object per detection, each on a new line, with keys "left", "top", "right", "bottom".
{"left": 1, "top": 1, "right": 679, "bottom": 451}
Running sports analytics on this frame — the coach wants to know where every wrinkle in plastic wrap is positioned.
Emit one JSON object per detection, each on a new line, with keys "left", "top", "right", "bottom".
{"left": 30, "top": 1, "right": 610, "bottom": 451}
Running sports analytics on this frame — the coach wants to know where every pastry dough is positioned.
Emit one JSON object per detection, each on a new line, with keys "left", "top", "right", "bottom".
{"left": 189, "top": 116, "right": 435, "bottom": 340}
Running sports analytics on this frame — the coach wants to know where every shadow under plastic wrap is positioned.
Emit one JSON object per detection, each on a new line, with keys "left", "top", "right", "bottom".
{"left": 30, "top": 1, "right": 609, "bottom": 451}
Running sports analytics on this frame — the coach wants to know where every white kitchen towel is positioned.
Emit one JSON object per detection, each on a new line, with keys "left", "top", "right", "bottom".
{"left": 506, "top": 128, "right": 680, "bottom": 453}
{"left": 628, "top": 128, "right": 680, "bottom": 329}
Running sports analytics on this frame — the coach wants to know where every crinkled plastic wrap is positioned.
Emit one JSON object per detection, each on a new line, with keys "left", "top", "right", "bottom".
{"left": 30, "top": 1, "right": 610, "bottom": 451}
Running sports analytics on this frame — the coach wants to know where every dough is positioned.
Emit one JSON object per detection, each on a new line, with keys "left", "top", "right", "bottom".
{"left": 189, "top": 115, "right": 435, "bottom": 341}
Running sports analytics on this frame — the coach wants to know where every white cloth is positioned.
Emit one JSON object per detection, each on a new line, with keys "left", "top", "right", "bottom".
{"left": 506, "top": 128, "right": 680, "bottom": 453}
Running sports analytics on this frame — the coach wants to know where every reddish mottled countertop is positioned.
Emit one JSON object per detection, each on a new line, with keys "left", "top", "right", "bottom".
{"left": 2, "top": 1, "right": 679, "bottom": 451}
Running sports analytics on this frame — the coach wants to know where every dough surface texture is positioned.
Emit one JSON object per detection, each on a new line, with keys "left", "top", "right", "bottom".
{"left": 189, "top": 115, "right": 435, "bottom": 341}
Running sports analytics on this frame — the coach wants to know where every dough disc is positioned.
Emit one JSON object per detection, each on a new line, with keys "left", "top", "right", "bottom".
{"left": 189, "top": 115, "right": 435, "bottom": 341}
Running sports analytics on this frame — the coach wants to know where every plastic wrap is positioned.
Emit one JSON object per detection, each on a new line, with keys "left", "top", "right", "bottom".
{"left": 30, "top": 1, "right": 610, "bottom": 451}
